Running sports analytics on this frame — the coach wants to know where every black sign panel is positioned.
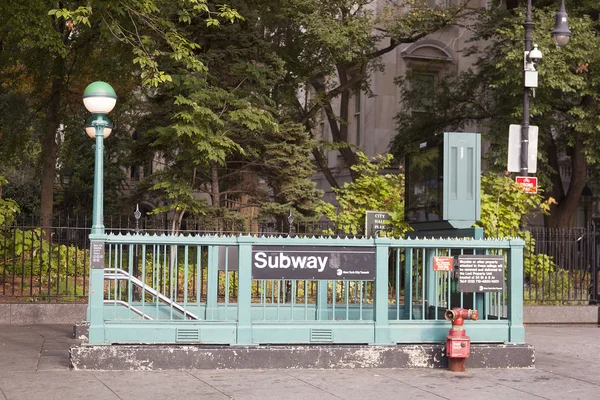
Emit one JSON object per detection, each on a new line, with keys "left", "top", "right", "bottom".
{"left": 252, "top": 245, "right": 375, "bottom": 280}
{"left": 457, "top": 255, "right": 504, "bottom": 292}
{"left": 365, "top": 211, "right": 391, "bottom": 235}
{"left": 91, "top": 241, "right": 105, "bottom": 269}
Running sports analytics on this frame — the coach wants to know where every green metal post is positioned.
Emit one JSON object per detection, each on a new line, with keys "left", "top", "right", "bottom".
{"left": 88, "top": 121, "right": 108, "bottom": 344}
{"left": 403, "top": 248, "right": 413, "bottom": 320}
{"left": 473, "top": 228, "right": 485, "bottom": 317}
{"left": 236, "top": 237, "right": 253, "bottom": 344}
{"left": 425, "top": 249, "right": 436, "bottom": 319}
{"left": 316, "top": 281, "right": 329, "bottom": 320}
{"left": 374, "top": 238, "right": 392, "bottom": 344}
{"left": 508, "top": 238, "right": 526, "bottom": 343}
{"left": 205, "top": 245, "right": 218, "bottom": 320}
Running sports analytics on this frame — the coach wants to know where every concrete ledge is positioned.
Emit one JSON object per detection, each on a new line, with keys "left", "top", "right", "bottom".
{"left": 0, "top": 303, "right": 87, "bottom": 324}
{"left": 524, "top": 305, "right": 599, "bottom": 324}
{"left": 70, "top": 343, "right": 534, "bottom": 371}
{"left": 73, "top": 322, "right": 89, "bottom": 340}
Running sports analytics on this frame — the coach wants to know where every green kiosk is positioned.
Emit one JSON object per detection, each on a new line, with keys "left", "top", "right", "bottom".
{"left": 405, "top": 132, "right": 482, "bottom": 239}
{"left": 405, "top": 132, "right": 484, "bottom": 315}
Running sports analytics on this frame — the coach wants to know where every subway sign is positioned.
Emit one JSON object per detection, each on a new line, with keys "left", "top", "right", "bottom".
{"left": 251, "top": 245, "right": 375, "bottom": 280}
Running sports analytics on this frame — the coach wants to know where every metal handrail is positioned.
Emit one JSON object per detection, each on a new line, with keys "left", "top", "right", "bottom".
{"left": 103, "top": 299, "right": 154, "bottom": 320}
{"left": 104, "top": 268, "right": 200, "bottom": 320}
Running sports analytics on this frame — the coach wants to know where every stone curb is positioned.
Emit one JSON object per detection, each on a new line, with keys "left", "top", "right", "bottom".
{"left": 70, "top": 343, "right": 535, "bottom": 370}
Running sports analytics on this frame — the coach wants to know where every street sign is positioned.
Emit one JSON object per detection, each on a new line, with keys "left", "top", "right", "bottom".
{"left": 91, "top": 241, "right": 105, "bottom": 269}
{"left": 507, "top": 124, "right": 538, "bottom": 173}
{"left": 515, "top": 176, "right": 538, "bottom": 193}
{"left": 433, "top": 256, "right": 453, "bottom": 271}
{"left": 252, "top": 245, "right": 376, "bottom": 280}
{"left": 456, "top": 255, "right": 504, "bottom": 292}
{"left": 365, "top": 211, "right": 391, "bottom": 236}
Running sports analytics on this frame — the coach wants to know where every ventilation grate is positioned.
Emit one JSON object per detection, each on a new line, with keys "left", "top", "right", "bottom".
{"left": 176, "top": 328, "right": 200, "bottom": 342}
{"left": 310, "top": 328, "right": 333, "bottom": 343}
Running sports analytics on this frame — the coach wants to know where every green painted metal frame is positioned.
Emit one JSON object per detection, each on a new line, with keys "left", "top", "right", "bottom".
{"left": 87, "top": 234, "right": 525, "bottom": 346}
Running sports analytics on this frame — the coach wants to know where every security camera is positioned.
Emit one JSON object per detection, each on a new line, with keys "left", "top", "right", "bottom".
{"left": 527, "top": 44, "right": 543, "bottom": 64}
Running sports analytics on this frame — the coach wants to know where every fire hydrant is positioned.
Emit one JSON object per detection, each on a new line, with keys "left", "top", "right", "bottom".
{"left": 444, "top": 307, "right": 478, "bottom": 372}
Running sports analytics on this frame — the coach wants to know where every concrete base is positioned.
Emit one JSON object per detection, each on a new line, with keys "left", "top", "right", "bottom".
{"left": 73, "top": 322, "right": 89, "bottom": 341}
{"left": 70, "top": 343, "right": 534, "bottom": 371}
{"left": 0, "top": 303, "right": 87, "bottom": 324}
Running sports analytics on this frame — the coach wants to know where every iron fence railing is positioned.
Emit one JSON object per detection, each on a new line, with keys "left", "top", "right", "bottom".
{"left": 0, "top": 215, "right": 338, "bottom": 300}
{"left": 1, "top": 215, "right": 598, "bottom": 304}
{"left": 525, "top": 226, "right": 599, "bottom": 305}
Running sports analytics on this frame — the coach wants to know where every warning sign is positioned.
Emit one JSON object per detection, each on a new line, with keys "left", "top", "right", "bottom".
{"left": 433, "top": 256, "right": 453, "bottom": 271}
{"left": 515, "top": 176, "right": 537, "bottom": 194}
{"left": 457, "top": 255, "right": 504, "bottom": 292}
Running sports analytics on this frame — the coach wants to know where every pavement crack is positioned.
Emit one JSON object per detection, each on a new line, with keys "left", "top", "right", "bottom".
{"left": 90, "top": 373, "right": 124, "bottom": 399}
{"left": 479, "top": 375, "right": 549, "bottom": 399}
{"left": 0, "top": 386, "right": 8, "bottom": 400}
{"left": 376, "top": 371, "right": 450, "bottom": 399}
{"left": 282, "top": 371, "right": 345, "bottom": 399}
{"left": 185, "top": 371, "right": 234, "bottom": 399}
{"left": 541, "top": 369, "right": 600, "bottom": 387}
{"left": 34, "top": 329, "right": 45, "bottom": 372}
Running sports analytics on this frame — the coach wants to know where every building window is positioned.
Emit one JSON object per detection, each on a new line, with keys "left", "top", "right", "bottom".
{"left": 354, "top": 91, "right": 361, "bottom": 146}
{"left": 409, "top": 72, "right": 435, "bottom": 118}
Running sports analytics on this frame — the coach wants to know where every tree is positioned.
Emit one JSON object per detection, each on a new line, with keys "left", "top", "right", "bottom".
{"left": 392, "top": 6, "right": 600, "bottom": 228}
{"left": 476, "top": 172, "right": 558, "bottom": 295}
{"left": 130, "top": 2, "right": 323, "bottom": 232}
{"left": 258, "top": 0, "right": 474, "bottom": 188}
{"left": 0, "top": 1, "right": 242, "bottom": 229}
{"left": 0, "top": 177, "right": 20, "bottom": 226}
{"left": 318, "top": 152, "right": 407, "bottom": 236}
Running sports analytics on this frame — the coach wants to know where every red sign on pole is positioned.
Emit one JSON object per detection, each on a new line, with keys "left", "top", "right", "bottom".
{"left": 515, "top": 176, "right": 538, "bottom": 194}
{"left": 433, "top": 256, "right": 454, "bottom": 271}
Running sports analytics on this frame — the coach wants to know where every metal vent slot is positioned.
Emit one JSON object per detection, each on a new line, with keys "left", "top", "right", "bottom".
{"left": 176, "top": 328, "right": 200, "bottom": 342}
{"left": 310, "top": 328, "right": 333, "bottom": 343}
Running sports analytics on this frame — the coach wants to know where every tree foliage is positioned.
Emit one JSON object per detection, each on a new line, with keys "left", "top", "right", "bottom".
{"left": 126, "top": 3, "right": 323, "bottom": 230}
{"left": 258, "top": 0, "right": 475, "bottom": 188}
{"left": 476, "top": 172, "right": 557, "bottom": 291}
{"left": 0, "top": 177, "right": 20, "bottom": 226}
{"left": 393, "top": 5, "right": 600, "bottom": 227}
{"left": 318, "top": 152, "right": 407, "bottom": 236}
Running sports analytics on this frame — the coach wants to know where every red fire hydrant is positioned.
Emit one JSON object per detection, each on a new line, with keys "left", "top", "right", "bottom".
{"left": 444, "top": 307, "right": 478, "bottom": 372}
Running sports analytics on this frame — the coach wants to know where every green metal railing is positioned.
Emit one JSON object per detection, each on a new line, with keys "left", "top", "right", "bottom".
{"left": 86, "top": 234, "right": 525, "bottom": 346}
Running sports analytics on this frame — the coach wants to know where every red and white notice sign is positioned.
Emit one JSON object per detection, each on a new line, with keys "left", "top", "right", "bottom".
{"left": 433, "top": 256, "right": 454, "bottom": 271}
{"left": 515, "top": 176, "right": 538, "bottom": 194}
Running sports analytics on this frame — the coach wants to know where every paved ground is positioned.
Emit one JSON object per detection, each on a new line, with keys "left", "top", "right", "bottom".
{"left": 0, "top": 324, "right": 598, "bottom": 400}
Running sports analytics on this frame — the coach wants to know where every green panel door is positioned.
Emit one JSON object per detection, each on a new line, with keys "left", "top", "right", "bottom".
{"left": 443, "top": 132, "right": 481, "bottom": 228}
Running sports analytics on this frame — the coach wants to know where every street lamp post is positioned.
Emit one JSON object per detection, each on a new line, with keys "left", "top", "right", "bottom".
{"left": 83, "top": 81, "right": 117, "bottom": 344}
{"left": 520, "top": 0, "right": 571, "bottom": 176}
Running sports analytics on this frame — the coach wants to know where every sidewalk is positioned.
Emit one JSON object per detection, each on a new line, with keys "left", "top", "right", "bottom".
{"left": 0, "top": 324, "right": 598, "bottom": 400}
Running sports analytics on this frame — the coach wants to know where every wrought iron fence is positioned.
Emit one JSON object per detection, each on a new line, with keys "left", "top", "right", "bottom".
{"left": 1, "top": 215, "right": 598, "bottom": 304}
{"left": 524, "top": 226, "right": 599, "bottom": 305}
{"left": 0, "top": 214, "right": 338, "bottom": 300}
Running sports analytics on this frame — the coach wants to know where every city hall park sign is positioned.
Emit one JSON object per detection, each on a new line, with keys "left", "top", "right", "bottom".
{"left": 251, "top": 245, "right": 375, "bottom": 280}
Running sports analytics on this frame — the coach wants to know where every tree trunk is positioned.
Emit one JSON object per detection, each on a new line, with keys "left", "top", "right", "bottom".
{"left": 39, "top": 65, "right": 65, "bottom": 237}
{"left": 309, "top": 71, "right": 362, "bottom": 181}
{"left": 311, "top": 148, "right": 339, "bottom": 189}
{"left": 210, "top": 161, "right": 220, "bottom": 207}
{"left": 544, "top": 132, "right": 587, "bottom": 228}
{"left": 40, "top": 17, "right": 69, "bottom": 238}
